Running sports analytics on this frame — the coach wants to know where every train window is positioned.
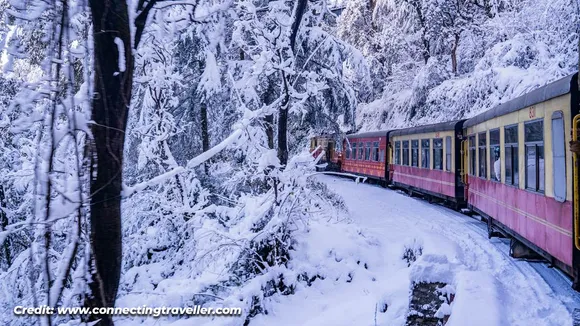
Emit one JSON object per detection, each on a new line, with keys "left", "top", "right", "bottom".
{"left": 469, "top": 135, "right": 476, "bottom": 176}
{"left": 411, "top": 140, "right": 419, "bottom": 167}
{"left": 403, "top": 140, "right": 410, "bottom": 165}
{"left": 373, "top": 142, "right": 379, "bottom": 161}
{"left": 552, "top": 111, "right": 566, "bottom": 202}
{"left": 490, "top": 129, "right": 500, "bottom": 181}
{"left": 345, "top": 141, "right": 351, "bottom": 159}
{"left": 504, "top": 125, "right": 519, "bottom": 186}
{"left": 358, "top": 142, "right": 363, "bottom": 159}
{"left": 380, "top": 149, "right": 385, "bottom": 162}
{"left": 478, "top": 132, "right": 487, "bottom": 178}
{"left": 433, "top": 138, "right": 443, "bottom": 170}
{"left": 445, "top": 136, "right": 452, "bottom": 171}
{"left": 421, "top": 139, "right": 430, "bottom": 168}
{"left": 525, "top": 120, "right": 544, "bottom": 192}
{"left": 351, "top": 142, "right": 357, "bottom": 160}
{"left": 365, "top": 142, "right": 371, "bottom": 160}
{"left": 395, "top": 141, "right": 401, "bottom": 164}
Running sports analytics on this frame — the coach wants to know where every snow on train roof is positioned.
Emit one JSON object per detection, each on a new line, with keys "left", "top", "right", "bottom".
{"left": 345, "top": 130, "right": 389, "bottom": 138}
{"left": 389, "top": 120, "right": 464, "bottom": 137}
{"left": 464, "top": 73, "right": 577, "bottom": 128}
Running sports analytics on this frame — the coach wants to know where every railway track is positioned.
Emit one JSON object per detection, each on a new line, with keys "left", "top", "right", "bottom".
{"left": 405, "top": 188, "right": 580, "bottom": 316}
{"left": 317, "top": 175, "right": 578, "bottom": 325}
{"left": 348, "top": 177, "right": 576, "bottom": 324}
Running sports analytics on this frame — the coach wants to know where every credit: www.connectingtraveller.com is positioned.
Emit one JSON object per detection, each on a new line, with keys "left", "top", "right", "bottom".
{"left": 13, "top": 305, "right": 243, "bottom": 317}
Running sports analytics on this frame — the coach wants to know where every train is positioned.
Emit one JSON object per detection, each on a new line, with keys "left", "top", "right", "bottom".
{"left": 310, "top": 72, "right": 580, "bottom": 289}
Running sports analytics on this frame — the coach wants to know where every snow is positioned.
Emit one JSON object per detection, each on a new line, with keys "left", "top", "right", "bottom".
{"left": 114, "top": 37, "right": 126, "bottom": 73}
{"left": 446, "top": 271, "right": 503, "bottom": 326}
{"left": 252, "top": 175, "right": 574, "bottom": 326}
{"left": 197, "top": 50, "right": 221, "bottom": 95}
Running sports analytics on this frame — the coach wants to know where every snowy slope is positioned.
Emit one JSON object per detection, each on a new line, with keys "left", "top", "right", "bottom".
{"left": 339, "top": 0, "right": 578, "bottom": 131}
{"left": 252, "top": 175, "right": 574, "bottom": 326}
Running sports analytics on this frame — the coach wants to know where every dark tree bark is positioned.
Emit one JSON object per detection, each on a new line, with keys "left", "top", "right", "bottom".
{"left": 451, "top": 33, "right": 459, "bottom": 75}
{"left": 263, "top": 79, "right": 276, "bottom": 150}
{"left": 201, "top": 103, "right": 210, "bottom": 173}
{"left": 86, "top": 0, "right": 134, "bottom": 324}
{"left": 278, "top": 74, "right": 290, "bottom": 166}
{"left": 289, "top": 0, "right": 308, "bottom": 53}
{"left": 265, "top": 114, "right": 274, "bottom": 149}
{"left": 278, "top": 0, "right": 308, "bottom": 166}
{"left": 0, "top": 185, "right": 10, "bottom": 268}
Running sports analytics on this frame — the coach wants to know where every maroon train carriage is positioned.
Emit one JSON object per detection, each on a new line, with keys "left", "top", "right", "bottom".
{"left": 309, "top": 135, "right": 343, "bottom": 171}
{"left": 341, "top": 131, "right": 390, "bottom": 182}
{"left": 310, "top": 73, "right": 580, "bottom": 290}
{"left": 388, "top": 120, "right": 467, "bottom": 209}
{"left": 463, "top": 73, "right": 580, "bottom": 288}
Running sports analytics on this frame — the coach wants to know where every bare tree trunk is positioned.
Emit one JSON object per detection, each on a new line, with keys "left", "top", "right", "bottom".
{"left": 265, "top": 114, "right": 274, "bottom": 149}
{"left": 263, "top": 80, "right": 276, "bottom": 149}
{"left": 0, "top": 185, "right": 10, "bottom": 268}
{"left": 278, "top": 0, "right": 308, "bottom": 166}
{"left": 451, "top": 33, "right": 459, "bottom": 75}
{"left": 278, "top": 74, "right": 290, "bottom": 166}
{"left": 201, "top": 103, "right": 210, "bottom": 173}
{"left": 289, "top": 0, "right": 308, "bottom": 52}
{"left": 86, "top": 0, "right": 133, "bottom": 324}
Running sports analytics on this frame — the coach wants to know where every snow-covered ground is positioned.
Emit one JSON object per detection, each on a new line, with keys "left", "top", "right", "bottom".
{"left": 252, "top": 175, "right": 577, "bottom": 326}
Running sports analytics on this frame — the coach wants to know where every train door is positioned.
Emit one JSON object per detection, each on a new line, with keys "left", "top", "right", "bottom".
{"left": 327, "top": 141, "right": 335, "bottom": 163}
{"left": 571, "top": 73, "right": 580, "bottom": 290}
{"left": 573, "top": 111, "right": 580, "bottom": 289}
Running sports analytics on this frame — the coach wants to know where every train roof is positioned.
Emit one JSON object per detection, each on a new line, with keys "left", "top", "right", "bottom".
{"left": 389, "top": 119, "right": 465, "bottom": 137}
{"left": 345, "top": 130, "right": 389, "bottom": 138}
{"left": 311, "top": 134, "right": 336, "bottom": 139}
{"left": 464, "top": 73, "right": 577, "bottom": 128}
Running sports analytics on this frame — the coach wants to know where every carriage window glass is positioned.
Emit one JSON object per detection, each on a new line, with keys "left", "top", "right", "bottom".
{"left": 525, "top": 120, "right": 544, "bottom": 192}
{"left": 379, "top": 149, "right": 385, "bottom": 162}
{"left": 433, "top": 138, "right": 443, "bottom": 170}
{"left": 345, "top": 140, "right": 351, "bottom": 159}
{"left": 358, "top": 142, "right": 363, "bottom": 159}
{"left": 489, "top": 129, "right": 500, "bottom": 181}
{"left": 411, "top": 140, "right": 419, "bottom": 167}
{"left": 365, "top": 142, "right": 371, "bottom": 160}
{"left": 395, "top": 141, "right": 401, "bottom": 164}
{"left": 504, "top": 125, "right": 519, "bottom": 186}
{"left": 478, "top": 132, "right": 487, "bottom": 178}
{"left": 421, "top": 139, "right": 430, "bottom": 168}
{"left": 351, "top": 142, "right": 357, "bottom": 160}
{"left": 373, "top": 142, "right": 380, "bottom": 161}
{"left": 552, "top": 111, "right": 566, "bottom": 202}
{"left": 469, "top": 135, "right": 476, "bottom": 176}
{"left": 445, "top": 136, "right": 452, "bottom": 171}
{"left": 403, "top": 140, "right": 410, "bottom": 165}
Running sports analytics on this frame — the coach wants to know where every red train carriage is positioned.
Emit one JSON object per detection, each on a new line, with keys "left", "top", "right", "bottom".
{"left": 341, "top": 131, "right": 390, "bottom": 181}
{"left": 309, "top": 135, "right": 342, "bottom": 171}
{"left": 463, "top": 73, "right": 580, "bottom": 287}
{"left": 389, "top": 120, "right": 466, "bottom": 208}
